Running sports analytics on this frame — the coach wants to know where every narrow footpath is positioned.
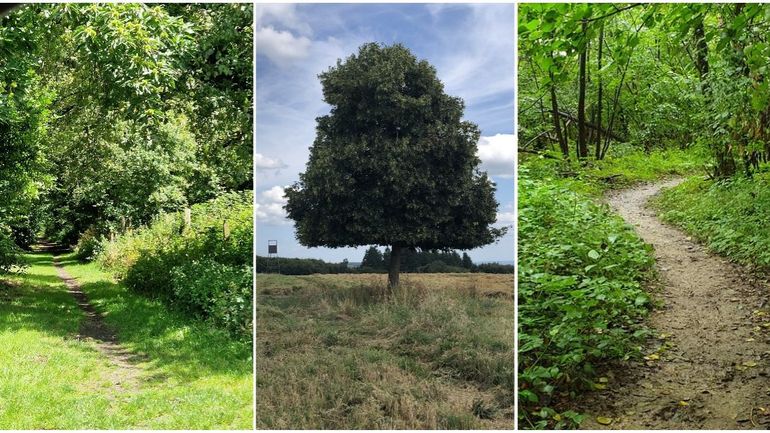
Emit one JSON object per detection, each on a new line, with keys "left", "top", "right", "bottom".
{"left": 41, "top": 244, "right": 145, "bottom": 392}
{"left": 580, "top": 179, "right": 770, "bottom": 429}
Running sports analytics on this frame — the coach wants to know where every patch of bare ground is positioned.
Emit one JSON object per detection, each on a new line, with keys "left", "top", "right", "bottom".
{"left": 579, "top": 179, "right": 770, "bottom": 429}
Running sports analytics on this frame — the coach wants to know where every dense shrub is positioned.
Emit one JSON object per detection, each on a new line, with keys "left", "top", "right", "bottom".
{"left": 474, "top": 263, "right": 516, "bottom": 274}
{"left": 171, "top": 260, "right": 253, "bottom": 335}
{"left": 74, "top": 226, "right": 106, "bottom": 261}
{"left": 518, "top": 165, "right": 654, "bottom": 428}
{"left": 0, "top": 229, "right": 25, "bottom": 274}
{"left": 417, "top": 260, "right": 466, "bottom": 273}
{"left": 97, "top": 191, "right": 253, "bottom": 339}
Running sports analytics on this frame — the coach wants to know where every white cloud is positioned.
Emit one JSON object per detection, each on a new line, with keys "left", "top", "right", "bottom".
{"left": 255, "top": 4, "right": 312, "bottom": 36}
{"left": 496, "top": 211, "right": 515, "bottom": 225}
{"left": 255, "top": 153, "right": 288, "bottom": 171}
{"left": 477, "top": 133, "right": 514, "bottom": 178}
{"left": 256, "top": 26, "right": 312, "bottom": 67}
{"left": 256, "top": 185, "right": 291, "bottom": 225}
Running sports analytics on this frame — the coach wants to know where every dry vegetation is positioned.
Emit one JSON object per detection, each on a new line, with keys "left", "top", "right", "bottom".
{"left": 256, "top": 273, "right": 513, "bottom": 429}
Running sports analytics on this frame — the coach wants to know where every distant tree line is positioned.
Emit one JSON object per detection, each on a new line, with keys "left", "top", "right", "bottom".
{"left": 256, "top": 247, "right": 514, "bottom": 275}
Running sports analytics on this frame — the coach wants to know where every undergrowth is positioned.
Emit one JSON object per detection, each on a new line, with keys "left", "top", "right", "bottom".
{"left": 518, "top": 164, "right": 655, "bottom": 429}
{"left": 655, "top": 171, "right": 770, "bottom": 270}
{"left": 97, "top": 191, "right": 253, "bottom": 339}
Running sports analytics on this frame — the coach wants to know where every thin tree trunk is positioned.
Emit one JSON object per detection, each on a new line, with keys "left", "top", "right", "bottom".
{"left": 549, "top": 71, "right": 568, "bottom": 158}
{"left": 577, "top": 19, "right": 588, "bottom": 159}
{"left": 595, "top": 24, "right": 604, "bottom": 160}
{"left": 388, "top": 245, "right": 403, "bottom": 289}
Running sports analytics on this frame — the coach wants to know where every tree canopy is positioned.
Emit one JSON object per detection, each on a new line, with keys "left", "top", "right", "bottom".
{"left": 285, "top": 43, "right": 504, "bottom": 287}
{"left": 0, "top": 3, "right": 252, "bottom": 262}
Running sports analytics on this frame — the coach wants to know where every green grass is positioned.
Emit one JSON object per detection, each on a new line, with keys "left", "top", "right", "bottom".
{"left": 0, "top": 251, "right": 253, "bottom": 429}
{"left": 654, "top": 171, "right": 770, "bottom": 270}
{"left": 522, "top": 144, "right": 708, "bottom": 197}
{"left": 256, "top": 273, "right": 514, "bottom": 429}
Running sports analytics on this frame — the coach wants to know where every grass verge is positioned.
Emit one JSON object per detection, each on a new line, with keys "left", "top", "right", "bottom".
{"left": 0, "top": 251, "right": 253, "bottom": 429}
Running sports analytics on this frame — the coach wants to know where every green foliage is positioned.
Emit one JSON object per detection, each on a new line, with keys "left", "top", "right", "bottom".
{"left": 361, "top": 246, "right": 385, "bottom": 270}
{"left": 74, "top": 226, "right": 105, "bottom": 261}
{"left": 0, "top": 4, "right": 253, "bottom": 247}
{"left": 656, "top": 174, "right": 770, "bottom": 269}
{"left": 285, "top": 43, "right": 504, "bottom": 256}
{"left": 171, "top": 260, "right": 253, "bottom": 336}
{"left": 255, "top": 256, "right": 351, "bottom": 275}
{"left": 98, "top": 191, "right": 253, "bottom": 339}
{"left": 519, "top": 3, "right": 770, "bottom": 176}
{"left": 518, "top": 165, "right": 655, "bottom": 428}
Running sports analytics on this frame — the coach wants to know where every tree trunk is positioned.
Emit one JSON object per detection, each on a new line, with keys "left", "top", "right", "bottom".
{"left": 694, "top": 17, "right": 709, "bottom": 97}
{"left": 595, "top": 23, "right": 604, "bottom": 160}
{"left": 577, "top": 19, "right": 588, "bottom": 159}
{"left": 549, "top": 71, "right": 568, "bottom": 158}
{"left": 388, "top": 245, "right": 403, "bottom": 289}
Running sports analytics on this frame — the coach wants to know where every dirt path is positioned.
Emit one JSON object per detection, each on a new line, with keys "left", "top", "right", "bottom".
{"left": 52, "top": 255, "right": 145, "bottom": 392}
{"left": 579, "top": 178, "right": 770, "bottom": 429}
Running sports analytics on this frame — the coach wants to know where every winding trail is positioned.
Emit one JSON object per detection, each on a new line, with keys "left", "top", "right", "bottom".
{"left": 580, "top": 179, "right": 770, "bottom": 429}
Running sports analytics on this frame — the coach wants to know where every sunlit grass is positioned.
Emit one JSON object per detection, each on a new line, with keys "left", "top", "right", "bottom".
{"left": 256, "top": 273, "right": 513, "bottom": 429}
{"left": 0, "top": 252, "right": 253, "bottom": 429}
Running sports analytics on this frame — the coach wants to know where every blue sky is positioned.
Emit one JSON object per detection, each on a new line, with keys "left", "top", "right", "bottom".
{"left": 256, "top": 3, "right": 514, "bottom": 263}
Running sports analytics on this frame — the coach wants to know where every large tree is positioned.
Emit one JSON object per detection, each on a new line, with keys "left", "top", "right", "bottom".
{"left": 285, "top": 43, "right": 504, "bottom": 288}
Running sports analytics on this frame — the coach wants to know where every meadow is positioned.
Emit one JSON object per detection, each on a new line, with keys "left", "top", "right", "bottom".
{"left": 256, "top": 272, "right": 514, "bottom": 429}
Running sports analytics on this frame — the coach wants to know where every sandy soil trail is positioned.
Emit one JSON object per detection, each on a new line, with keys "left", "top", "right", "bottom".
{"left": 580, "top": 179, "right": 770, "bottom": 429}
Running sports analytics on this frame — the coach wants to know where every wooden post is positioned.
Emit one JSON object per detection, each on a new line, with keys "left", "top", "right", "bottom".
{"left": 223, "top": 220, "right": 230, "bottom": 240}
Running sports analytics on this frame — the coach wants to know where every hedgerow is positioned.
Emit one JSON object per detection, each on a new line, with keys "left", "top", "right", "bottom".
{"left": 97, "top": 191, "right": 253, "bottom": 340}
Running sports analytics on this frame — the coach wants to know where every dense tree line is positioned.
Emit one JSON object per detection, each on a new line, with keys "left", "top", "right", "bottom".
{"left": 255, "top": 248, "right": 515, "bottom": 275}
{"left": 519, "top": 3, "right": 770, "bottom": 178}
{"left": 0, "top": 4, "right": 252, "bottom": 267}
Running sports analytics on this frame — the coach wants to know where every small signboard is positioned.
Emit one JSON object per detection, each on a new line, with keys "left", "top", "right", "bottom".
{"left": 268, "top": 240, "right": 278, "bottom": 255}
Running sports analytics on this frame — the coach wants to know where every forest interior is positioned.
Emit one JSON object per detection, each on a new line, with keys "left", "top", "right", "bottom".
{"left": 519, "top": 3, "right": 770, "bottom": 430}
{"left": 0, "top": 4, "right": 253, "bottom": 429}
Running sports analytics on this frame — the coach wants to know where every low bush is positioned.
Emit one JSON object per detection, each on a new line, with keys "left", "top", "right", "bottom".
{"left": 0, "top": 228, "right": 25, "bottom": 274}
{"left": 74, "top": 226, "right": 106, "bottom": 261}
{"left": 171, "top": 260, "right": 253, "bottom": 335}
{"left": 417, "top": 260, "right": 465, "bottom": 273}
{"left": 97, "top": 191, "right": 253, "bottom": 339}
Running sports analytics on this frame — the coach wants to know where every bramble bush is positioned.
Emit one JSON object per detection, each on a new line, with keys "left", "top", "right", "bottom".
{"left": 97, "top": 191, "right": 253, "bottom": 340}
{"left": 518, "top": 165, "right": 654, "bottom": 428}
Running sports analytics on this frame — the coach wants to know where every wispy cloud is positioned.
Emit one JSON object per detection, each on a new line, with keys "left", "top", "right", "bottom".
{"left": 255, "top": 153, "right": 288, "bottom": 171}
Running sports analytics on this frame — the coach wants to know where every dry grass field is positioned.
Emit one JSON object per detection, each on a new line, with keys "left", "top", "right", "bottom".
{"left": 256, "top": 273, "right": 513, "bottom": 429}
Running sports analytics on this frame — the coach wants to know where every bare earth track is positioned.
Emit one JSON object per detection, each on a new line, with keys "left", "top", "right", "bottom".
{"left": 580, "top": 179, "right": 770, "bottom": 429}
{"left": 48, "top": 251, "right": 145, "bottom": 391}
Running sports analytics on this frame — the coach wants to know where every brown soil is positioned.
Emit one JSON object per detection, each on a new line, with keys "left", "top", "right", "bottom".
{"left": 579, "top": 179, "right": 770, "bottom": 429}
{"left": 51, "top": 254, "right": 146, "bottom": 391}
